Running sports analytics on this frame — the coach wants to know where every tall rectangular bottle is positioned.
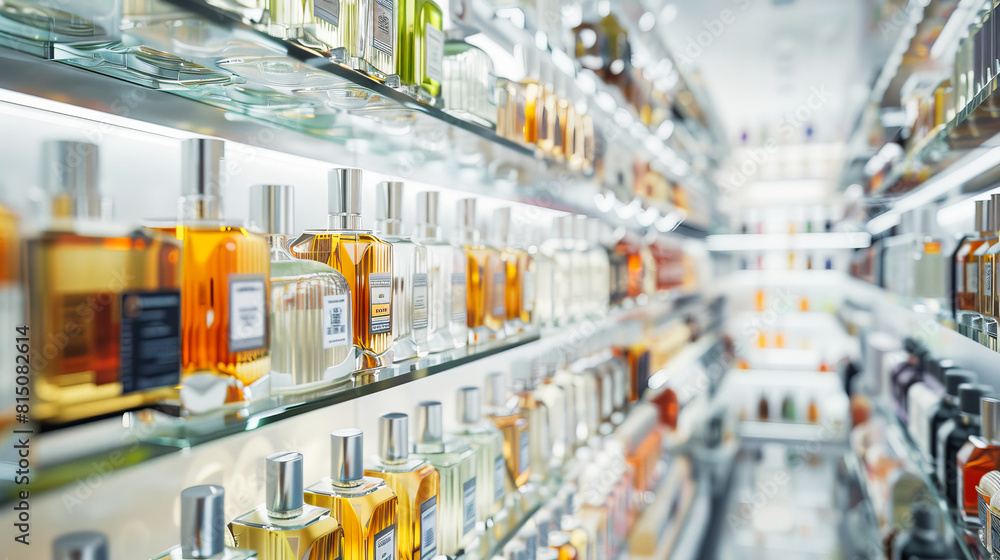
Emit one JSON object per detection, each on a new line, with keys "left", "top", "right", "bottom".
{"left": 484, "top": 372, "right": 530, "bottom": 493}
{"left": 979, "top": 194, "right": 1000, "bottom": 316}
{"left": 455, "top": 199, "right": 504, "bottom": 344}
{"left": 411, "top": 191, "right": 467, "bottom": 352}
{"left": 493, "top": 208, "right": 534, "bottom": 334}
{"left": 451, "top": 386, "right": 508, "bottom": 543}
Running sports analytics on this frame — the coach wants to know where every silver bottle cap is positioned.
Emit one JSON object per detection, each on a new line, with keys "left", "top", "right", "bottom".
{"left": 180, "top": 485, "right": 226, "bottom": 559}
{"left": 493, "top": 207, "right": 511, "bottom": 246}
{"left": 331, "top": 429, "right": 364, "bottom": 483}
{"left": 554, "top": 215, "right": 573, "bottom": 238}
{"left": 417, "top": 401, "right": 444, "bottom": 444}
{"left": 379, "top": 413, "right": 410, "bottom": 462}
{"left": 266, "top": 451, "right": 304, "bottom": 515}
{"left": 457, "top": 386, "right": 482, "bottom": 424}
{"left": 53, "top": 531, "right": 108, "bottom": 560}
{"left": 181, "top": 138, "right": 225, "bottom": 198}
{"left": 503, "top": 540, "right": 527, "bottom": 560}
{"left": 983, "top": 398, "right": 1000, "bottom": 442}
{"left": 376, "top": 181, "right": 404, "bottom": 236}
{"left": 43, "top": 140, "right": 100, "bottom": 218}
{"left": 458, "top": 198, "right": 477, "bottom": 227}
{"left": 991, "top": 194, "right": 1000, "bottom": 232}
{"left": 328, "top": 168, "right": 364, "bottom": 229}
{"left": 416, "top": 191, "right": 439, "bottom": 227}
{"left": 977, "top": 200, "right": 990, "bottom": 233}
{"left": 485, "top": 371, "right": 507, "bottom": 408}
{"left": 534, "top": 510, "right": 553, "bottom": 545}
{"left": 249, "top": 184, "right": 294, "bottom": 236}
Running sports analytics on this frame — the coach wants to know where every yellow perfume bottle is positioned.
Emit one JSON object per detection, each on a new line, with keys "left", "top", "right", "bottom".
{"left": 230, "top": 452, "right": 343, "bottom": 560}
{"left": 492, "top": 208, "right": 534, "bottom": 335}
{"left": 397, "top": 0, "right": 444, "bottom": 101}
{"left": 27, "top": 141, "right": 183, "bottom": 425}
{"left": 484, "top": 372, "right": 530, "bottom": 492}
{"left": 454, "top": 199, "right": 504, "bottom": 345}
{"left": 365, "top": 413, "right": 440, "bottom": 560}
{"left": 305, "top": 429, "right": 399, "bottom": 560}
{"left": 150, "top": 485, "right": 257, "bottom": 559}
{"left": 290, "top": 169, "right": 393, "bottom": 369}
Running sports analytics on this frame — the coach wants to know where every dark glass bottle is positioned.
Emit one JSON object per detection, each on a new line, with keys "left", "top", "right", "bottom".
{"left": 938, "top": 384, "right": 992, "bottom": 508}
{"left": 890, "top": 338, "right": 927, "bottom": 423}
{"left": 930, "top": 370, "right": 976, "bottom": 470}
{"left": 896, "top": 504, "right": 954, "bottom": 559}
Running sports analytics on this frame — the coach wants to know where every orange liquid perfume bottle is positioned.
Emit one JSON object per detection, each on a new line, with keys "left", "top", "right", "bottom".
{"left": 957, "top": 200, "right": 991, "bottom": 311}
{"left": 454, "top": 199, "right": 504, "bottom": 344}
{"left": 290, "top": 169, "right": 394, "bottom": 369}
{"left": 484, "top": 372, "right": 530, "bottom": 492}
{"left": 493, "top": 208, "right": 533, "bottom": 334}
{"left": 958, "top": 397, "right": 1000, "bottom": 522}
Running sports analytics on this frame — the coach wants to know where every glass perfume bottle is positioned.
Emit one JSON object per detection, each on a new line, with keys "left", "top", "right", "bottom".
{"left": 977, "top": 194, "right": 1000, "bottom": 316}
{"left": 451, "top": 386, "right": 507, "bottom": 541}
{"left": 931, "top": 370, "right": 977, "bottom": 470}
{"left": 304, "top": 429, "right": 399, "bottom": 560}
{"left": 375, "top": 182, "right": 429, "bottom": 362}
{"left": 526, "top": 228, "right": 553, "bottom": 328}
{"left": 397, "top": 0, "right": 443, "bottom": 101}
{"left": 958, "top": 397, "right": 1000, "bottom": 521}
{"left": 0, "top": 200, "right": 19, "bottom": 432}
{"left": 442, "top": 41, "right": 499, "bottom": 127}
{"left": 540, "top": 216, "right": 574, "bottom": 325}
{"left": 585, "top": 218, "right": 610, "bottom": 316}
{"left": 412, "top": 191, "right": 467, "bottom": 352}
{"left": 938, "top": 384, "right": 992, "bottom": 509}
{"left": 365, "top": 413, "right": 440, "bottom": 560}
{"left": 28, "top": 141, "right": 183, "bottom": 425}
{"left": 53, "top": 531, "right": 109, "bottom": 560}
{"left": 956, "top": 200, "right": 990, "bottom": 312}
{"left": 151, "top": 485, "right": 257, "bottom": 560}
{"left": 229, "top": 452, "right": 343, "bottom": 560}
{"left": 484, "top": 372, "right": 530, "bottom": 492}
{"left": 454, "top": 199, "right": 504, "bottom": 344}
{"left": 532, "top": 360, "right": 572, "bottom": 468}
{"left": 493, "top": 208, "right": 533, "bottom": 334}
{"left": 514, "top": 367, "right": 550, "bottom": 487}
{"left": 290, "top": 169, "right": 394, "bottom": 369}
{"left": 250, "top": 185, "right": 353, "bottom": 392}
{"left": 570, "top": 216, "right": 591, "bottom": 319}
{"left": 411, "top": 401, "right": 480, "bottom": 557}
{"left": 166, "top": 139, "right": 270, "bottom": 409}
{"left": 316, "top": 0, "right": 397, "bottom": 80}
{"left": 553, "top": 488, "right": 591, "bottom": 560}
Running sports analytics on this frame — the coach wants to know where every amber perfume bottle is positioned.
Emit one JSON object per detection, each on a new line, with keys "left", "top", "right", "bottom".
{"left": 290, "top": 169, "right": 394, "bottom": 369}
{"left": 454, "top": 199, "right": 504, "bottom": 344}
{"left": 958, "top": 397, "right": 1000, "bottom": 522}
{"left": 365, "top": 413, "right": 440, "bottom": 560}
{"left": 493, "top": 208, "right": 533, "bottom": 334}
{"left": 151, "top": 485, "right": 256, "bottom": 560}
{"left": 484, "top": 372, "right": 530, "bottom": 492}
{"left": 28, "top": 141, "right": 183, "bottom": 425}
{"left": 304, "top": 430, "right": 399, "bottom": 560}
{"left": 957, "top": 200, "right": 991, "bottom": 311}
{"left": 229, "top": 452, "right": 343, "bottom": 560}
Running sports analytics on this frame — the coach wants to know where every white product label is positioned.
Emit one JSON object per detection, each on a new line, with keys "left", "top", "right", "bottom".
{"left": 451, "top": 273, "right": 467, "bottom": 324}
{"left": 494, "top": 455, "right": 505, "bottom": 502}
{"left": 522, "top": 269, "right": 535, "bottom": 312}
{"left": 412, "top": 273, "right": 428, "bottom": 330}
{"left": 375, "top": 525, "right": 396, "bottom": 560}
{"left": 322, "top": 294, "right": 349, "bottom": 349}
{"left": 462, "top": 476, "right": 476, "bottom": 535}
{"left": 229, "top": 275, "right": 267, "bottom": 352}
{"left": 987, "top": 262, "right": 994, "bottom": 297}
{"left": 373, "top": 0, "right": 393, "bottom": 56}
{"left": 369, "top": 273, "right": 392, "bottom": 335}
{"left": 492, "top": 270, "right": 506, "bottom": 317}
{"left": 971, "top": 262, "right": 980, "bottom": 294}
{"left": 518, "top": 430, "right": 529, "bottom": 476}
{"left": 314, "top": 0, "right": 339, "bottom": 25}
{"left": 424, "top": 23, "right": 444, "bottom": 84}
{"left": 420, "top": 496, "right": 437, "bottom": 560}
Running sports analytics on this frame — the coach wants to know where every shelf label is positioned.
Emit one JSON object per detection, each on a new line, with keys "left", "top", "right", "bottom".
{"left": 120, "top": 290, "right": 181, "bottom": 394}
{"left": 462, "top": 476, "right": 476, "bottom": 535}
{"left": 451, "top": 273, "right": 467, "bottom": 325}
{"left": 419, "top": 496, "right": 437, "bottom": 560}
{"left": 369, "top": 273, "right": 392, "bottom": 335}
{"left": 322, "top": 294, "right": 350, "bottom": 349}
{"left": 986, "top": 262, "right": 993, "bottom": 297}
{"left": 375, "top": 524, "right": 396, "bottom": 560}
{"left": 229, "top": 274, "right": 267, "bottom": 352}
{"left": 412, "top": 273, "right": 428, "bottom": 331}
{"left": 314, "top": 0, "right": 339, "bottom": 25}
{"left": 518, "top": 429, "right": 529, "bottom": 476}
{"left": 425, "top": 23, "right": 444, "bottom": 84}
{"left": 494, "top": 455, "right": 505, "bottom": 502}
{"left": 373, "top": 0, "right": 393, "bottom": 57}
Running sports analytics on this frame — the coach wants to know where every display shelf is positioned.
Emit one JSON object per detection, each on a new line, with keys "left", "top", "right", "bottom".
{"left": 737, "top": 421, "right": 848, "bottom": 447}
{"left": 706, "top": 232, "right": 872, "bottom": 252}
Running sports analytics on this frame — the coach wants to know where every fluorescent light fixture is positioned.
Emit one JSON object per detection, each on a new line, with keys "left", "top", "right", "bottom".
{"left": 706, "top": 232, "right": 872, "bottom": 252}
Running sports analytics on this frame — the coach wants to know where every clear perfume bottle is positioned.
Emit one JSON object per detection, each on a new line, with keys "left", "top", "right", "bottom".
{"left": 513, "top": 369, "right": 550, "bottom": 488}
{"left": 375, "top": 182, "right": 428, "bottom": 362}
{"left": 442, "top": 41, "right": 499, "bottom": 127}
{"left": 397, "top": 0, "right": 443, "bottom": 101}
{"left": 304, "top": 429, "right": 399, "bottom": 560}
{"left": 53, "top": 531, "right": 109, "bottom": 560}
{"left": 585, "top": 218, "right": 610, "bottom": 316}
{"left": 451, "top": 386, "right": 507, "bottom": 543}
{"left": 411, "top": 191, "right": 467, "bottom": 352}
{"left": 532, "top": 361, "right": 571, "bottom": 468}
{"left": 455, "top": 199, "right": 504, "bottom": 344}
{"left": 365, "top": 413, "right": 440, "bottom": 560}
{"left": 569, "top": 216, "right": 590, "bottom": 320}
{"left": 290, "top": 169, "right": 394, "bottom": 370}
{"left": 527, "top": 228, "right": 554, "bottom": 328}
{"left": 28, "top": 141, "right": 183, "bottom": 425}
{"left": 484, "top": 372, "right": 530, "bottom": 492}
{"left": 250, "top": 185, "right": 354, "bottom": 392}
{"left": 411, "top": 401, "right": 481, "bottom": 557}
{"left": 540, "top": 216, "right": 574, "bottom": 325}
{"left": 166, "top": 139, "right": 270, "bottom": 410}
{"left": 151, "top": 485, "right": 257, "bottom": 560}
{"left": 333, "top": 0, "right": 396, "bottom": 80}
{"left": 493, "top": 208, "right": 534, "bottom": 335}
{"left": 229, "top": 452, "right": 343, "bottom": 560}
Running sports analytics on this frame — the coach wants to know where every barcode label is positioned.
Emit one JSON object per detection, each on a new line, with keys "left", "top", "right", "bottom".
{"left": 451, "top": 273, "right": 467, "bottom": 324}
{"left": 986, "top": 262, "right": 994, "bottom": 297}
{"left": 314, "top": 0, "right": 339, "bottom": 25}
{"left": 372, "top": 0, "right": 393, "bottom": 56}
{"left": 494, "top": 455, "right": 505, "bottom": 502}
{"left": 420, "top": 496, "right": 437, "bottom": 560}
{"left": 369, "top": 273, "right": 392, "bottom": 335}
{"left": 375, "top": 524, "right": 396, "bottom": 560}
{"left": 424, "top": 23, "right": 444, "bottom": 84}
{"left": 322, "top": 294, "right": 349, "bottom": 349}
{"left": 229, "top": 275, "right": 267, "bottom": 352}
{"left": 462, "top": 477, "right": 476, "bottom": 535}
{"left": 412, "top": 273, "right": 428, "bottom": 330}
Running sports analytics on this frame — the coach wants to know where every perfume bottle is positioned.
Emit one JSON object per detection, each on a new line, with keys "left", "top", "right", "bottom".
{"left": 397, "top": 0, "right": 444, "bottom": 100}
{"left": 304, "top": 430, "right": 399, "bottom": 560}
{"left": 290, "top": 169, "right": 394, "bottom": 369}
{"left": 539, "top": 216, "right": 574, "bottom": 325}
{"left": 167, "top": 139, "right": 270, "bottom": 408}
{"left": 451, "top": 386, "right": 507, "bottom": 538}
{"left": 365, "top": 413, "right": 440, "bottom": 560}
{"left": 411, "top": 191, "right": 467, "bottom": 352}
{"left": 375, "top": 182, "right": 429, "bottom": 362}
{"left": 781, "top": 394, "right": 796, "bottom": 422}
{"left": 410, "top": 401, "right": 480, "bottom": 557}
{"left": 53, "top": 531, "right": 108, "bottom": 560}
{"left": 454, "top": 199, "right": 504, "bottom": 344}
{"left": 319, "top": 0, "right": 396, "bottom": 80}
{"left": 976, "top": 194, "right": 1000, "bottom": 316}
{"left": 151, "top": 485, "right": 256, "bottom": 559}
{"left": 532, "top": 360, "right": 572, "bottom": 467}
{"left": 930, "top": 370, "right": 977, "bottom": 469}
{"left": 585, "top": 218, "right": 610, "bottom": 316}
{"left": 526, "top": 228, "right": 553, "bottom": 328}
{"left": 250, "top": 185, "right": 354, "bottom": 392}
{"left": 569, "top": 216, "right": 590, "bottom": 320}
{"left": 513, "top": 367, "right": 550, "bottom": 487}
{"left": 957, "top": 200, "right": 991, "bottom": 311}
{"left": 229, "top": 452, "right": 343, "bottom": 560}
{"left": 484, "top": 372, "right": 530, "bottom": 491}
{"left": 493, "top": 208, "right": 533, "bottom": 334}
{"left": 957, "top": 397, "right": 1000, "bottom": 521}
{"left": 938, "top": 384, "right": 992, "bottom": 509}
{"left": 442, "top": 41, "right": 499, "bottom": 127}
{"left": 28, "top": 141, "right": 183, "bottom": 425}
{"left": 895, "top": 504, "right": 953, "bottom": 560}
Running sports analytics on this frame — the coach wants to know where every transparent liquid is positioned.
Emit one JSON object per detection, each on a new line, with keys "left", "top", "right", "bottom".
{"left": 384, "top": 236, "right": 429, "bottom": 362}
{"left": 540, "top": 240, "right": 572, "bottom": 325}
{"left": 416, "top": 239, "right": 467, "bottom": 352}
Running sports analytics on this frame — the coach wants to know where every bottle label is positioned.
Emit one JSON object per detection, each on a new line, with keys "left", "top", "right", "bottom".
{"left": 373, "top": 0, "right": 393, "bottom": 57}
{"left": 451, "top": 273, "right": 467, "bottom": 324}
{"left": 120, "top": 290, "right": 181, "bottom": 394}
{"left": 462, "top": 476, "right": 476, "bottom": 535}
{"left": 419, "top": 496, "right": 437, "bottom": 560}
{"left": 971, "top": 262, "right": 980, "bottom": 294}
{"left": 986, "top": 262, "right": 994, "bottom": 297}
{"left": 492, "top": 270, "right": 506, "bottom": 317}
{"left": 980, "top": 492, "right": 988, "bottom": 530}
{"left": 369, "top": 273, "right": 392, "bottom": 335}
{"left": 375, "top": 524, "right": 396, "bottom": 560}
{"left": 424, "top": 23, "right": 444, "bottom": 84}
{"left": 412, "top": 273, "right": 428, "bottom": 331}
{"left": 314, "top": 0, "right": 339, "bottom": 25}
{"left": 522, "top": 269, "right": 535, "bottom": 312}
{"left": 993, "top": 510, "right": 1000, "bottom": 554}
{"left": 229, "top": 274, "right": 267, "bottom": 352}
{"left": 518, "top": 429, "right": 529, "bottom": 476}
{"left": 322, "top": 294, "right": 350, "bottom": 349}
{"left": 494, "top": 455, "right": 505, "bottom": 502}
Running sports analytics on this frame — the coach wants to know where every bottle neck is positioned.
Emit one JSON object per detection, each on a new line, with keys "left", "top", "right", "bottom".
{"left": 457, "top": 227, "right": 480, "bottom": 245}
{"left": 180, "top": 194, "right": 222, "bottom": 223}
{"left": 266, "top": 234, "right": 296, "bottom": 262}
{"left": 412, "top": 224, "right": 443, "bottom": 242}
{"left": 267, "top": 506, "right": 303, "bottom": 520}
{"left": 375, "top": 218, "right": 403, "bottom": 237}
{"left": 328, "top": 213, "right": 364, "bottom": 230}
{"left": 331, "top": 477, "right": 364, "bottom": 488}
